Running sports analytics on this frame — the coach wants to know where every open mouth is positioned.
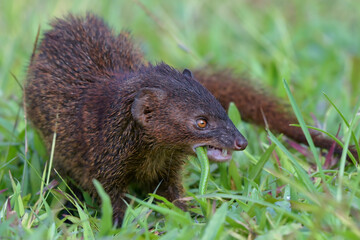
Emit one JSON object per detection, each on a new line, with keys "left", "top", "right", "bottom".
{"left": 192, "top": 145, "right": 233, "bottom": 162}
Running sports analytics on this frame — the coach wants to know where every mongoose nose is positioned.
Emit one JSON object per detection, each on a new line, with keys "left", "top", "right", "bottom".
{"left": 234, "top": 136, "right": 248, "bottom": 150}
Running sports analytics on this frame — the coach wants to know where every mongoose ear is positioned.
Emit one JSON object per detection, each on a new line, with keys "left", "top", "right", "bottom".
{"left": 131, "top": 88, "right": 166, "bottom": 126}
{"left": 182, "top": 68, "right": 194, "bottom": 78}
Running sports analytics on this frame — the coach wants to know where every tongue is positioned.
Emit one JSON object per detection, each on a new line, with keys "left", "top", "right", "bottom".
{"left": 206, "top": 147, "right": 233, "bottom": 162}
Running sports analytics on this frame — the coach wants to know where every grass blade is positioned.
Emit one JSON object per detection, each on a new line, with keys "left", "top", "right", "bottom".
{"left": 201, "top": 203, "right": 228, "bottom": 240}
{"left": 337, "top": 112, "right": 360, "bottom": 201}
{"left": 126, "top": 194, "right": 192, "bottom": 225}
{"left": 93, "top": 180, "right": 113, "bottom": 237}
{"left": 323, "top": 92, "right": 360, "bottom": 160}
{"left": 249, "top": 140, "right": 277, "bottom": 181}
{"left": 290, "top": 124, "right": 357, "bottom": 164}
{"left": 195, "top": 146, "right": 210, "bottom": 216}
{"left": 195, "top": 146, "right": 210, "bottom": 196}
{"left": 75, "top": 202, "right": 95, "bottom": 240}
{"left": 283, "top": 79, "right": 325, "bottom": 181}
{"left": 268, "top": 131, "right": 316, "bottom": 194}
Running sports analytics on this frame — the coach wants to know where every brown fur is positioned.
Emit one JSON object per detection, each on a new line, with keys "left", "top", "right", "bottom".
{"left": 25, "top": 14, "right": 357, "bottom": 224}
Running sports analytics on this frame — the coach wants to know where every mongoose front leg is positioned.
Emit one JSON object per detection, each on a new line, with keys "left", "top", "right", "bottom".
{"left": 107, "top": 188, "right": 128, "bottom": 226}
{"left": 153, "top": 173, "right": 187, "bottom": 211}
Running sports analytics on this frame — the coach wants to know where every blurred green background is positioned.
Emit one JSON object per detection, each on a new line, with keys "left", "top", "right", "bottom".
{"left": 1, "top": 0, "right": 359, "bottom": 105}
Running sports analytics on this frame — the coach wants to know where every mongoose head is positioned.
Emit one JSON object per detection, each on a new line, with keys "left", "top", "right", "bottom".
{"left": 131, "top": 64, "right": 247, "bottom": 162}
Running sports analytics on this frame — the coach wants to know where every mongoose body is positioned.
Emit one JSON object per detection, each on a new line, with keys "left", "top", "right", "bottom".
{"left": 25, "top": 14, "right": 247, "bottom": 222}
{"left": 25, "top": 14, "right": 357, "bottom": 223}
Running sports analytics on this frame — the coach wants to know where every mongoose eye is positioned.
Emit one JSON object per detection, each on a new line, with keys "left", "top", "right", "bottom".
{"left": 196, "top": 119, "right": 207, "bottom": 129}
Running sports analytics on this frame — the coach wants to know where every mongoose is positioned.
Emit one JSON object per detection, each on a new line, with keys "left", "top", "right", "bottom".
{"left": 25, "top": 14, "right": 248, "bottom": 222}
{"left": 25, "top": 14, "right": 357, "bottom": 223}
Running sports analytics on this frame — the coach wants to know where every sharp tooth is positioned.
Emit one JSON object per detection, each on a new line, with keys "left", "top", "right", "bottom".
{"left": 222, "top": 149, "right": 227, "bottom": 156}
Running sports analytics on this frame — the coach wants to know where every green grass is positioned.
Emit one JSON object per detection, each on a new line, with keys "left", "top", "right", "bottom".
{"left": 1, "top": 0, "right": 360, "bottom": 239}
